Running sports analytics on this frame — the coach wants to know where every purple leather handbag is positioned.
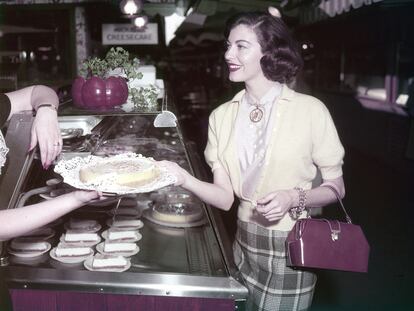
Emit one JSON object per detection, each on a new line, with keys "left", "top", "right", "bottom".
{"left": 286, "top": 185, "right": 370, "bottom": 273}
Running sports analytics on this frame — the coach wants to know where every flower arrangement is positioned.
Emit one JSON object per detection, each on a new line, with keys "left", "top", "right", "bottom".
{"left": 79, "top": 47, "right": 159, "bottom": 110}
{"left": 80, "top": 47, "right": 142, "bottom": 81}
{"left": 130, "top": 84, "right": 159, "bottom": 109}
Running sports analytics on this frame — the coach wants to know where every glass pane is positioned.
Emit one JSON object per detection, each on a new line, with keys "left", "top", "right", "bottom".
{"left": 396, "top": 44, "right": 414, "bottom": 106}
{"left": 344, "top": 45, "right": 387, "bottom": 100}
{"left": 0, "top": 8, "right": 73, "bottom": 88}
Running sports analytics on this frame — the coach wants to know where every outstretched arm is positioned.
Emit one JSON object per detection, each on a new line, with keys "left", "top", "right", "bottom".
{"left": 0, "top": 191, "right": 100, "bottom": 241}
{"left": 159, "top": 161, "right": 234, "bottom": 211}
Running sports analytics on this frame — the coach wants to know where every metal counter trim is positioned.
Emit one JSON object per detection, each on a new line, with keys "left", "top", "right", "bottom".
{"left": 5, "top": 267, "right": 247, "bottom": 299}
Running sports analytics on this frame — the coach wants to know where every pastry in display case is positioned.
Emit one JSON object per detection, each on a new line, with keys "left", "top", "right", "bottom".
{"left": 102, "top": 229, "right": 142, "bottom": 242}
{"left": 97, "top": 241, "right": 139, "bottom": 257}
{"left": 50, "top": 243, "right": 94, "bottom": 264}
{"left": 84, "top": 254, "right": 131, "bottom": 272}
{"left": 150, "top": 203, "right": 204, "bottom": 225}
{"left": 8, "top": 239, "right": 51, "bottom": 258}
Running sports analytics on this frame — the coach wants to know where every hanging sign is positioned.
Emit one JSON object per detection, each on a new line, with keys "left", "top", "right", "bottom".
{"left": 102, "top": 23, "right": 158, "bottom": 45}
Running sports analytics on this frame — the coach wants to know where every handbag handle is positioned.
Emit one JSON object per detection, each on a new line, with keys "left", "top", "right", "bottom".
{"left": 321, "top": 184, "right": 353, "bottom": 224}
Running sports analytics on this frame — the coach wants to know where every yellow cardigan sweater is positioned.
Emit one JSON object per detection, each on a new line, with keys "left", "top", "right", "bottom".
{"left": 204, "top": 84, "right": 345, "bottom": 231}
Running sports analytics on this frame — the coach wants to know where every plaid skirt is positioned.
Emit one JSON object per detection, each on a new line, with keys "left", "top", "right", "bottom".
{"left": 233, "top": 220, "right": 317, "bottom": 311}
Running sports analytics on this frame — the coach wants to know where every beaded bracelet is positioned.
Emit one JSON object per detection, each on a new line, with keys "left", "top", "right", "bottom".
{"left": 289, "top": 187, "right": 307, "bottom": 220}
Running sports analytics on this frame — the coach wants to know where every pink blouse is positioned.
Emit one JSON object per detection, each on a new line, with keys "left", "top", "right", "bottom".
{"left": 235, "top": 84, "right": 282, "bottom": 200}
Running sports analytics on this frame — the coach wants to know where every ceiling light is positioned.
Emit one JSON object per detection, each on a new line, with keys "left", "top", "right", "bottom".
{"left": 120, "top": 0, "right": 142, "bottom": 16}
{"left": 133, "top": 15, "right": 148, "bottom": 28}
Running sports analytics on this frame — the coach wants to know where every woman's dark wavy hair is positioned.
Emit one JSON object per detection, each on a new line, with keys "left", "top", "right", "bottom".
{"left": 224, "top": 11, "right": 303, "bottom": 84}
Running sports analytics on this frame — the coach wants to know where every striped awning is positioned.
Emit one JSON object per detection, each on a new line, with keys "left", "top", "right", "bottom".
{"left": 318, "top": 0, "right": 384, "bottom": 17}
{"left": 299, "top": 0, "right": 384, "bottom": 24}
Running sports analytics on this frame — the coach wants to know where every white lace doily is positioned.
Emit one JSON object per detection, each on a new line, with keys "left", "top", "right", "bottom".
{"left": 54, "top": 152, "right": 177, "bottom": 195}
{"left": 0, "top": 131, "right": 9, "bottom": 175}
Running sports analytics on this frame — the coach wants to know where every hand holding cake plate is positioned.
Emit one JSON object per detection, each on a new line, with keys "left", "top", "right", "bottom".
{"left": 54, "top": 153, "right": 177, "bottom": 195}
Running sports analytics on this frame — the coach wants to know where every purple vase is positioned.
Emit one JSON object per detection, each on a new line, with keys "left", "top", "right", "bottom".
{"left": 71, "top": 76, "right": 128, "bottom": 109}
{"left": 82, "top": 76, "right": 106, "bottom": 108}
{"left": 71, "top": 77, "right": 86, "bottom": 107}
{"left": 105, "top": 76, "right": 129, "bottom": 108}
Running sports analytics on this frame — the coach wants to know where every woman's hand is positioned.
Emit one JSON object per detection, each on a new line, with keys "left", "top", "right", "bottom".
{"left": 157, "top": 160, "right": 189, "bottom": 186}
{"left": 255, "top": 190, "right": 296, "bottom": 222}
{"left": 71, "top": 190, "right": 102, "bottom": 205}
{"left": 30, "top": 107, "right": 62, "bottom": 169}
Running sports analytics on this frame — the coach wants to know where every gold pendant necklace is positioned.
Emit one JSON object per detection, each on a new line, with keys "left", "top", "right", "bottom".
{"left": 249, "top": 105, "right": 264, "bottom": 122}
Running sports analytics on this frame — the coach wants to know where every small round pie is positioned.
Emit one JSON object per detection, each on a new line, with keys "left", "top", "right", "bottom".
{"left": 152, "top": 203, "right": 203, "bottom": 224}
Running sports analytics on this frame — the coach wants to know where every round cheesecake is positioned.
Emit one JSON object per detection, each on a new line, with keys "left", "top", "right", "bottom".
{"left": 151, "top": 203, "right": 203, "bottom": 224}
{"left": 79, "top": 158, "right": 159, "bottom": 187}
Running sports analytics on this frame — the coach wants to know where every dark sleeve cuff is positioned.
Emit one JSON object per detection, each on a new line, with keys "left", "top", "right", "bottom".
{"left": 0, "top": 93, "right": 11, "bottom": 128}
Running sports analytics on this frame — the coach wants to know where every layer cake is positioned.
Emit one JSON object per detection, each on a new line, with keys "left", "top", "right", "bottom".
{"left": 103, "top": 242, "right": 136, "bottom": 253}
{"left": 64, "top": 231, "right": 99, "bottom": 243}
{"left": 91, "top": 255, "right": 128, "bottom": 269}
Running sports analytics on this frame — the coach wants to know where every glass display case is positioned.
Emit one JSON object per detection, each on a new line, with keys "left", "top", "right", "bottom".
{"left": 395, "top": 43, "right": 414, "bottom": 108}
{"left": 0, "top": 92, "right": 248, "bottom": 310}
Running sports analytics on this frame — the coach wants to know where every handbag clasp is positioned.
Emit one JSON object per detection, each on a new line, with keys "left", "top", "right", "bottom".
{"left": 331, "top": 229, "right": 340, "bottom": 241}
{"left": 323, "top": 220, "right": 341, "bottom": 241}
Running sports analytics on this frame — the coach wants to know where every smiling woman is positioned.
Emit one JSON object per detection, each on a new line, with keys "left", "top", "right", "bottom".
{"left": 224, "top": 25, "right": 265, "bottom": 84}
{"left": 225, "top": 11, "right": 303, "bottom": 85}
{"left": 160, "top": 9, "right": 346, "bottom": 311}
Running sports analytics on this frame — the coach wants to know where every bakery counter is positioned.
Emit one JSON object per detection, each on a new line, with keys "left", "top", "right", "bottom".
{"left": 1, "top": 113, "right": 248, "bottom": 310}
{"left": 5, "top": 218, "right": 242, "bottom": 298}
